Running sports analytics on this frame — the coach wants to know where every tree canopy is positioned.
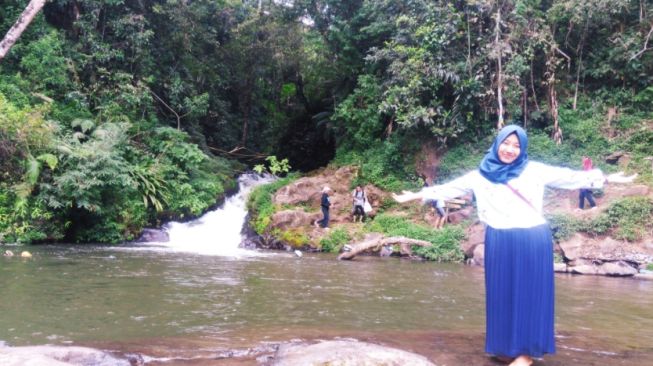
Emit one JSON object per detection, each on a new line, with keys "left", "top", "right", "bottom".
{"left": 1, "top": 0, "right": 652, "bottom": 243}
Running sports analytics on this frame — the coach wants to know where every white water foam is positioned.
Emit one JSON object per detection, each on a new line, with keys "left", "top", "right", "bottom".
{"left": 142, "top": 173, "right": 276, "bottom": 257}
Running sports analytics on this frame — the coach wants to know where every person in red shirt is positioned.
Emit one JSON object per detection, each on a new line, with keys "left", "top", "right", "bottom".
{"left": 579, "top": 156, "right": 596, "bottom": 209}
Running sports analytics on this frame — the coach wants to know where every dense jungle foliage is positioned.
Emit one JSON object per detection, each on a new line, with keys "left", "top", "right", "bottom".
{"left": 1, "top": 0, "right": 653, "bottom": 244}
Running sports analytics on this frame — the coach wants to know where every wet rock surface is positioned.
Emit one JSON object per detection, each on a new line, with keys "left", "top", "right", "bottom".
{"left": 87, "top": 330, "right": 653, "bottom": 366}
{"left": 251, "top": 163, "right": 653, "bottom": 277}
{"left": 270, "top": 339, "right": 436, "bottom": 366}
{"left": 136, "top": 229, "right": 169, "bottom": 243}
{"left": 558, "top": 233, "right": 653, "bottom": 276}
{"left": 0, "top": 345, "right": 130, "bottom": 366}
{"left": 272, "top": 166, "right": 386, "bottom": 226}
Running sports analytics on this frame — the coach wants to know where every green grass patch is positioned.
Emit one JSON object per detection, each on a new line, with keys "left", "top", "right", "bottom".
{"left": 547, "top": 214, "right": 583, "bottom": 241}
{"left": 553, "top": 253, "right": 565, "bottom": 264}
{"left": 333, "top": 139, "right": 419, "bottom": 191}
{"left": 605, "top": 196, "right": 653, "bottom": 241}
{"left": 366, "top": 214, "right": 465, "bottom": 262}
{"left": 549, "top": 197, "right": 653, "bottom": 242}
{"left": 246, "top": 173, "right": 299, "bottom": 234}
{"left": 279, "top": 228, "right": 310, "bottom": 248}
{"left": 319, "top": 228, "right": 351, "bottom": 253}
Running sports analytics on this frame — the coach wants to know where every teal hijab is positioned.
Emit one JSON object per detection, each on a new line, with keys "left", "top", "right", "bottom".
{"left": 479, "top": 125, "right": 529, "bottom": 184}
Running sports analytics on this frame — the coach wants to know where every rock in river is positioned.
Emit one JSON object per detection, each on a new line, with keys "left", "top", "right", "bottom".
{"left": 0, "top": 345, "right": 130, "bottom": 366}
{"left": 271, "top": 339, "right": 436, "bottom": 366}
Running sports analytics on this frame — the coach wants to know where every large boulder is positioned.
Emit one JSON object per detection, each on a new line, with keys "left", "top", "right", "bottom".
{"left": 558, "top": 234, "right": 586, "bottom": 261}
{"left": 271, "top": 210, "right": 320, "bottom": 230}
{"left": 136, "top": 228, "right": 169, "bottom": 243}
{"left": 460, "top": 223, "right": 484, "bottom": 259}
{"left": 558, "top": 234, "right": 652, "bottom": 276}
{"left": 273, "top": 166, "right": 358, "bottom": 207}
{"left": 447, "top": 206, "right": 474, "bottom": 224}
{"left": 271, "top": 340, "right": 436, "bottom": 366}
{"left": 571, "top": 264, "right": 599, "bottom": 275}
{"left": 559, "top": 234, "right": 653, "bottom": 265}
{"left": 554, "top": 263, "right": 568, "bottom": 273}
{"left": 0, "top": 345, "right": 130, "bottom": 366}
{"left": 597, "top": 261, "right": 639, "bottom": 276}
{"left": 272, "top": 166, "right": 387, "bottom": 228}
{"left": 471, "top": 244, "right": 485, "bottom": 266}
{"left": 274, "top": 179, "right": 324, "bottom": 206}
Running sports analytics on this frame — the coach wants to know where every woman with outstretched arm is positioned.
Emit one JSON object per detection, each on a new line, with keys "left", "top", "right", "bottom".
{"left": 393, "top": 125, "right": 636, "bottom": 366}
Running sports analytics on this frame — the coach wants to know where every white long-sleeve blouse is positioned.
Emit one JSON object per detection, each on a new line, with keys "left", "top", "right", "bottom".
{"left": 420, "top": 161, "right": 605, "bottom": 229}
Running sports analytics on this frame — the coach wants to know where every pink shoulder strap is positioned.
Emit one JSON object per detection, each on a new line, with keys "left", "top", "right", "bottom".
{"left": 505, "top": 183, "right": 537, "bottom": 212}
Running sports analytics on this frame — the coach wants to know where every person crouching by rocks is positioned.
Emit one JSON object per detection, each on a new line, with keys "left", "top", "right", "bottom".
{"left": 315, "top": 186, "right": 332, "bottom": 228}
{"left": 352, "top": 185, "right": 367, "bottom": 223}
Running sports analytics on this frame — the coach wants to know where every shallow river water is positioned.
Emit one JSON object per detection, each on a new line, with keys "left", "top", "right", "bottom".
{"left": 1, "top": 245, "right": 652, "bottom": 365}
{"left": 2, "top": 174, "right": 652, "bottom": 365}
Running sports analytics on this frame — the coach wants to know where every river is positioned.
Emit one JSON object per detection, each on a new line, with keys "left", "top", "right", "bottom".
{"left": 1, "top": 175, "right": 652, "bottom": 365}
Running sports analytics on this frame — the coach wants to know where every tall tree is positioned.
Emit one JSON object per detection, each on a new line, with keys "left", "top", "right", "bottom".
{"left": 0, "top": 0, "right": 46, "bottom": 61}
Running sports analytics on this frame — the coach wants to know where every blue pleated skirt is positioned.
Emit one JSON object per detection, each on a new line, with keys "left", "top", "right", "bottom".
{"left": 484, "top": 224, "right": 556, "bottom": 357}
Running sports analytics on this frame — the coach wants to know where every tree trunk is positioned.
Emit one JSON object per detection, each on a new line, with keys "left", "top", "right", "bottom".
{"left": 530, "top": 59, "right": 540, "bottom": 112}
{"left": 572, "top": 52, "right": 582, "bottom": 111}
{"left": 241, "top": 100, "right": 249, "bottom": 147}
{"left": 466, "top": 9, "right": 472, "bottom": 77}
{"left": 240, "top": 78, "right": 253, "bottom": 147}
{"left": 0, "top": 0, "right": 47, "bottom": 61}
{"left": 547, "top": 49, "right": 563, "bottom": 145}
{"left": 549, "top": 80, "right": 562, "bottom": 144}
{"left": 295, "top": 73, "right": 311, "bottom": 110}
{"left": 385, "top": 115, "right": 394, "bottom": 136}
{"left": 573, "top": 17, "right": 590, "bottom": 111}
{"left": 494, "top": 6, "right": 505, "bottom": 130}
{"left": 337, "top": 234, "right": 432, "bottom": 260}
{"left": 522, "top": 87, "right": 528, "bottom": 127}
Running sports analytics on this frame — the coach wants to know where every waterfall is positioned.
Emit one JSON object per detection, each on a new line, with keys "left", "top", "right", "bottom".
{"left": 145, "top": 173, "right": 275, "bottom": 256}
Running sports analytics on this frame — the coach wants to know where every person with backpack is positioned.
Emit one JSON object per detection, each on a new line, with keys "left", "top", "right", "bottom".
{"left": 351, "top": 185, "right": 367, "bottom": 223}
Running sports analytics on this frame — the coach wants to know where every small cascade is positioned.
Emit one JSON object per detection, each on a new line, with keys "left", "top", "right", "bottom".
{"left": 150, "top": 173, "right": 275, "bottom": 256}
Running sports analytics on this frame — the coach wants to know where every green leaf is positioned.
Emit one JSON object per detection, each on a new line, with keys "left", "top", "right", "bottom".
{"left": 37, "top": 153, "right": 58, "bottom": 170}
{"left": 25, "top": 157, "right": 41, "bottom": 186}
{"left": 71, "top": 118, "right": 95, "bottom": 133}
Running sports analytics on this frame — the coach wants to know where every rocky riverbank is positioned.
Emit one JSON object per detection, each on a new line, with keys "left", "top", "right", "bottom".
{"left": 247, "top": 165, "right": 653, "bottom": 278}
{"left": 5, "top": 329, "right": 652, "bottom": 366}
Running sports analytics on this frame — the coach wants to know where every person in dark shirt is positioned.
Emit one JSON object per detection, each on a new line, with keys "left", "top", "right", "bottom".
{"left": 315, "top": 186, "right": 332, "bottom": 228}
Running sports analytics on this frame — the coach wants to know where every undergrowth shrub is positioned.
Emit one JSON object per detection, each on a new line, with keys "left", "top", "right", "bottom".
{"left": 333, "top": 139, "right": 418, "bottom": 191}
{"left": 247, "top": 173, "right": 299, "bottom": 234}
{"left": 280, "top": 228, "right": 310, "bottom": 248}
{"left": 319, "top": 228, "right": 351, "bottom": 253}
{"left": 605, "top": 197, "right": 653, "bottom": 241}
{"left": 547, "top": 214, "right": 582, "bottom": 241}
{"left": 549, "top": 197, "right": 653, "bottom": 242}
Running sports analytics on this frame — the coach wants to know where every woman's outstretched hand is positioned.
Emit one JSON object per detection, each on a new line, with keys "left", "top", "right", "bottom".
{"left": 605, "top": 172, "right": 638, "bottom": 184}
{"left": 392, "top": 190, "right": 422, "bottom": 203}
